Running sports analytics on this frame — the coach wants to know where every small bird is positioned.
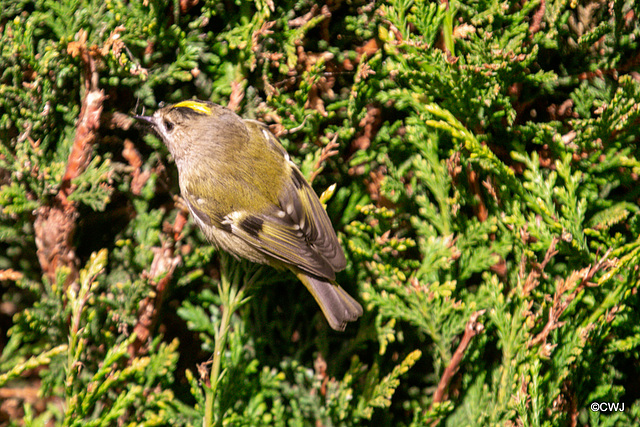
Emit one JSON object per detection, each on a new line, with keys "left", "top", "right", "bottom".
{"left": 135, "top": 100, "right": 363, "bottom": 330}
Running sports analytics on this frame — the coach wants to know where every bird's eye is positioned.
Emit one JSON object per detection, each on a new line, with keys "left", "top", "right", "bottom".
{"left": 164, "top": 120, "right": 174, "bottom": 132}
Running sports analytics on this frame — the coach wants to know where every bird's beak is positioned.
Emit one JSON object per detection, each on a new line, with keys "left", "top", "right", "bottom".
{"left": 134, "top": 115, "right": 156, "bottom": 126}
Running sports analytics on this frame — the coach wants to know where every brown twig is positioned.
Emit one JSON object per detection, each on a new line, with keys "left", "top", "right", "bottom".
{"left": 431, "top": 309, "right": 486, "bottom": 411}
{"left": 309, "top": 134, "right": 340, "bottom": 183}
{"left": 468, "top": 166, "right": 487, "bottom": 222}
{"left": 350, "top": 104, "right": 381, "bottom": 153}
{"left": 527, "top": 248, "right": 613, "bottom": 349}
{"left": 34, "top": 34, "right": 105, "bottom": 285}
{"left": 129, "top": 210, "right": 185, "bottom": 356}
{"left": 227, "top": 80, "right": 246, "bottom": 113}
{"left": 522, "top": 236, "right": 559, "bottom": 296}
{"left": 529, "top": 0, "right": 546, "bottom": 35}
{"left": 122, "top": 139, "right": 151, "bottom": 195}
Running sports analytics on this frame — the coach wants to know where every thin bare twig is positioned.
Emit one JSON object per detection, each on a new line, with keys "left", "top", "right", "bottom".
{"left": 431, "top": 309, "right": 486, "bottom": 412}
{"left": 528, "top": 248, "right": 613, "bottom": 348}
{"left": 309, "top": 134, "right": 340, "bottom": 183}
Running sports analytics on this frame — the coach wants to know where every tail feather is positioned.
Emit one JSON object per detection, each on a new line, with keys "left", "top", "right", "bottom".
{"left": 296, "top": 272, "right": 363, "bottom": 331}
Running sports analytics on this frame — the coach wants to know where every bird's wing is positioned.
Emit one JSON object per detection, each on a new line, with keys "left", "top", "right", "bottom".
{"left": 216, "top": 164, "right": 346, "bottom": 280}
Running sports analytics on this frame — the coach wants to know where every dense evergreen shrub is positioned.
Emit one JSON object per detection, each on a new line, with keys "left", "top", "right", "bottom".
{"left": 1, "top": 0, "right": 639, "bottom": 425}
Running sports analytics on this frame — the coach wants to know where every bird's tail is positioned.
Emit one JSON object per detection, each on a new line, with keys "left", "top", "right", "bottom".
{"left": 296, "top": 271, "right": 363, "bottom": 331}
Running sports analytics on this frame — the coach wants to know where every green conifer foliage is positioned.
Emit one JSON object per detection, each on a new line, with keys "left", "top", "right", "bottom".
{"left": 1, "top": 0, "right": 639, "bottom": 425}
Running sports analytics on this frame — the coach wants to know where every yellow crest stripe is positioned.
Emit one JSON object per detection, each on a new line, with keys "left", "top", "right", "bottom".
{"left": 173, "top": 100, "right": 213, "bottom": 115}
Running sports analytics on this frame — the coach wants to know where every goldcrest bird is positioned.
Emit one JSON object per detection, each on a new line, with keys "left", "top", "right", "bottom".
{"left": 135, "top": 100, "right": 363, "bottom": 331}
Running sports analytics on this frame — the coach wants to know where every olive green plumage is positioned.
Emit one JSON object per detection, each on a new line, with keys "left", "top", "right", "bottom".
{"left": 135, "top": 100, "right": 362, "bottom": 331}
